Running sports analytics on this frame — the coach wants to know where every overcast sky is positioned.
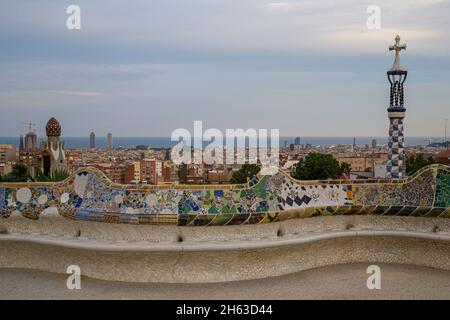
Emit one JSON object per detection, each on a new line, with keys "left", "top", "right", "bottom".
{"left": 0, "top": 0, "right": 449, "bottom": 137}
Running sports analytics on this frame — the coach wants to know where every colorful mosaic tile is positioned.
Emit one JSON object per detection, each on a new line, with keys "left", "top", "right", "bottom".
{"left": 0, "top": 187, "right": 5, "bottom": 210}
{"left": 435, "top": 169, "right": 450, "bottom": 207}
{"left": 0, "top": 165, "right": 448, "bottom": 225}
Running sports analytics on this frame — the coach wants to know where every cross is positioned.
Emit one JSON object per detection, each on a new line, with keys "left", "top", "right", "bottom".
{"left": 389, "top": 35, "right": 406, "bottom": 54}
{"left": 389, "top": 35, "right": 406, "bottom": 71}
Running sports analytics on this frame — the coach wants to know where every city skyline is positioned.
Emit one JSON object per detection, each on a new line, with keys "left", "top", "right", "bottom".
{"left": 0, "top": 0, "right": 449, "bottom": 137}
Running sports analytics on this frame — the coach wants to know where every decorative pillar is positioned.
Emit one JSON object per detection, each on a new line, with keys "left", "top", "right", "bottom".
{"left": 386, "top": 35, "right": 407, "bottom": 178}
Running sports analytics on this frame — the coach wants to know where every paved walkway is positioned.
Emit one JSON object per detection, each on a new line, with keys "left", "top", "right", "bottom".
{"left": 1, "top": 263, "right": 449, "bottom": 299}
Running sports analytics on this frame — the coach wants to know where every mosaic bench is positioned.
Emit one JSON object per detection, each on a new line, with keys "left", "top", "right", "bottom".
{"left": 0, "top": 164, "right": 449, "bottom": 226}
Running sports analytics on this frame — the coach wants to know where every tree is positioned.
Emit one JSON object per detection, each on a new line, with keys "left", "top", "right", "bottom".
{"left": 341, "top": 162, "right": 351, "bottom": 175}
{"left": 230, "top": 164, "right": 261, "bottom": 184}
{"left": 406, "top": 153, "right": 435, "bottom": 175}
{"left": 1, "top": 163, "right": 29, "bottom": 182}
{"left": 12, "top": 163, "right": 28, "bottom": 181}
{"left": 292, "top": 153, "right": 350, "bottom": 180}
{"left": 34, "top": 168, "right": 70, "bottom": 182}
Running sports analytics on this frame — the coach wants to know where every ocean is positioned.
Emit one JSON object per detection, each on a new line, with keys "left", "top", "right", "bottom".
{"left": 0, "top": 136, "right": 445, "bottom": 148}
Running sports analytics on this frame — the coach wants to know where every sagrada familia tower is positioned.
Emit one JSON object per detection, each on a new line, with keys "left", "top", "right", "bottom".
{"left": 386, "top": 35, "right": 407, "bottom": 178}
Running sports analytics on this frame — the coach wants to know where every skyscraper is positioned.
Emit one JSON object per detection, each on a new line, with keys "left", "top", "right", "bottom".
{"left": 107, "top": 133, "right": 113, "bottom": 151}
{"left": 294, "top": 137, "right": 301, "bottom": 146}
{"left": 386, "top": 35, "right": 407, "bottom": 179}
{"left": 19, "top": 135, "right": 24, "bottom": 151}
{"left": 90, "top": 132, "right": 96, "bottom": 148}
{"left": 371, "top": 139, "right": 377, "bottom": 149}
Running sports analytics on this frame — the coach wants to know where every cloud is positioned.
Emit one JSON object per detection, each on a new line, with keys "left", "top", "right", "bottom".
{"left": 53, "top": 90, "right": 103, "bottom": 97}
{"left": 1, "top": 0, "right": 449, "bottom": 59}
{"left": 0, "top": 1, "right": 449, "bottom": 137}
{"left": 267, "top": 2, "right": 310, "bottom": 12}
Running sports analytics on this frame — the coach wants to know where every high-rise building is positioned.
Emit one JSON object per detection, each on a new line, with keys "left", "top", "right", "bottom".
{"left": 371, "top": 139, "right": 377, "bottom": 149}
{"left": 294, "top": 137, "right": 301, "bottom": 146}
{"left": 386, "top": 35, "right": 407, "bottom": 178}
{"left": 107, "top": 133, "right": 113, "bottom": 151}
{"left": 19, "top": 135, "right": 24, "bottom": 151}
{"left": 90, "top": 132, "right": 96, "bottom": 148}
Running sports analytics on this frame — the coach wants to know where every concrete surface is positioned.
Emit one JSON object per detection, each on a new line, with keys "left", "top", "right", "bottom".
{"left": 1, "top": 215, "right": 449, "bottom": 283}
{"left": 2, "top": 212, "right": 450, "bottom": 243}
{"left": 1, "top": 263, "right": 449, "bottom": 300}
